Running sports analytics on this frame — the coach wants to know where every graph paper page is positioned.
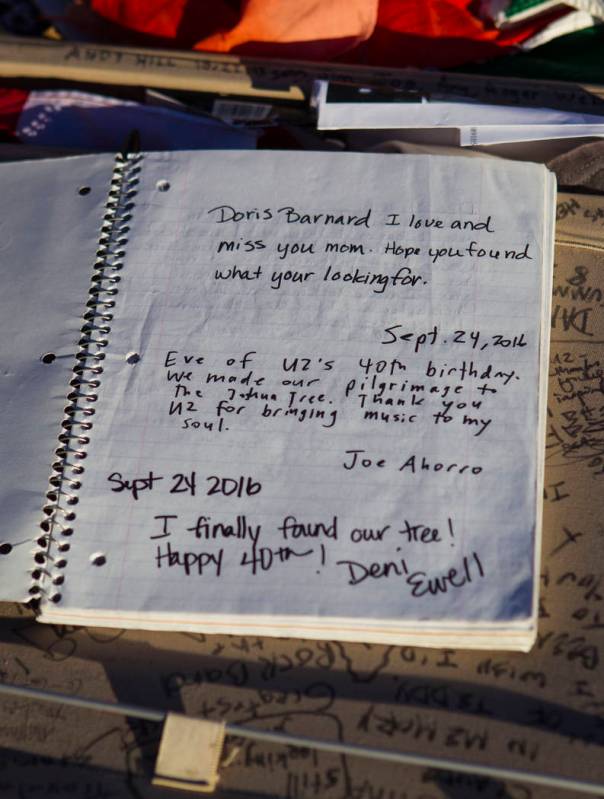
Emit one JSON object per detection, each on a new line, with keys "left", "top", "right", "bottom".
{"left": 40, "top": 151, "right": 554, "bottom": 639}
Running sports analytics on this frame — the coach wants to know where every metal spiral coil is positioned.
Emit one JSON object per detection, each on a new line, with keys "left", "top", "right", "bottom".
{"left": 29, "top": 152, "right": 142, "bottom": 605}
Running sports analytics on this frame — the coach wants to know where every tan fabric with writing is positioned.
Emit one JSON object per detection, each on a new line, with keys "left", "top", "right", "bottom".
{"left": 0, "top": 191, "right": 602, "bottom": 798}
{"left": 549, "top": 142, "right": 604, "bottom": 191}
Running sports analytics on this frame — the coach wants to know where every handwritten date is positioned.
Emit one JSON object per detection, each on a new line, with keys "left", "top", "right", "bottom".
{"left": 107, "top": 471, "right": 261, "bottom": 500}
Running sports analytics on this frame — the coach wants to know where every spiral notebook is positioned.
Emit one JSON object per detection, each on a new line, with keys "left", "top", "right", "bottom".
{"left": 0, "top": 149, "right": 555, "bottom": 650}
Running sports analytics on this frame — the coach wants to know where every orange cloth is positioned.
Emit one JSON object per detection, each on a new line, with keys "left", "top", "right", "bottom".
{"left": 196, "top": 0, "right": 379, "bottom": 59}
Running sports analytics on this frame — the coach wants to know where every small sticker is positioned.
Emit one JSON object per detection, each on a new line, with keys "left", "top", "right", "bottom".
{"left": 212, "top": 99, "right": 273, "bottom": 123}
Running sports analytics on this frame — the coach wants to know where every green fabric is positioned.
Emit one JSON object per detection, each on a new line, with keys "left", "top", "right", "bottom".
{"left": 459, "top": 26, "right": 604, "bottom": 85}
{"left": 504, "top": 0, "right": 557, "bottom": 19}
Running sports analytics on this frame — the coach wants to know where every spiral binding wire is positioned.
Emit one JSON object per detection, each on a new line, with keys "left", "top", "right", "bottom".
{"left": 29, "top": 152, "right": 143, "bottom": 605}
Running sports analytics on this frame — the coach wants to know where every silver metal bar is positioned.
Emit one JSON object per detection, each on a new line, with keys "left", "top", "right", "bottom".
{"left": 0, "top": 681, "right": 602, "bottom": 795}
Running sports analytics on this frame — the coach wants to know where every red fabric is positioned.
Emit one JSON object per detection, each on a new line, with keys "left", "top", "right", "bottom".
{"left": 91, "top": 0, "right": 189, "bottom": 38}
{"left": 75, "top": 1, "right": 240, "bottom": 47}
{"left": 0, "top": 89, "right": 28, "bottom": 139}
{"left": 352, "top": 0, "right": 568, "bottom": 68}
{"left": 85, "top": 0, "right": 568, "bottom": 68}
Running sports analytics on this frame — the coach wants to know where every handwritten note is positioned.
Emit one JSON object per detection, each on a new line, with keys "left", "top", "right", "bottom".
{"left": 0, "top": 190, "right": 601, "bottom": 799}
{"left": 40, "top": 151, "right": 554, "bottom": 646}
